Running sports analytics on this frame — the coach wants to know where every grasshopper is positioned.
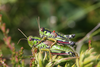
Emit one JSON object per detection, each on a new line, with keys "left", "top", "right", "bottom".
{"left": 28, "top": 36, "right": 78, "bottom": 61}
{"left": 18, "top": 29, "right": 76, "bottom": 59}
{"left": 28, "top": 36, "right": 76, "bottom": 56}
{"left": 39, "top": 27, "right": 75, "bottom": 39}
{"left": 37, "top": 17, "right": 75, "bottom": 46}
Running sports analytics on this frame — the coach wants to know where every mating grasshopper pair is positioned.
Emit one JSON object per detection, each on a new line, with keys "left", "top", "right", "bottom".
{"left": 18, "top": 29, "right": 76, "bottom": 56}
{"left": 18, "top": 17, "right": 77, "bottom": 60}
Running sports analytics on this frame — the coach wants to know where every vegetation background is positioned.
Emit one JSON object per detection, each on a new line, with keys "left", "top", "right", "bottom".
{"left": 0, "top": 0, "right": 100, "bottom": 66}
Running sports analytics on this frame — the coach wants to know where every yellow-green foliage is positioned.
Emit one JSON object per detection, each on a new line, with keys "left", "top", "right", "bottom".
{"left": 76, "top": 48, "right": 100, "bottom": 67}
{"left": 30, "top": 51, "right": 77, "bottom": 67}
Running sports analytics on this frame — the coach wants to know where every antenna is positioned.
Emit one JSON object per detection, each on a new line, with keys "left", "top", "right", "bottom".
{"left": 36, "top": 17, "right": 41, "bottom": 36}
{"left": 17, "top": 38, "right": 27, "bottom": 44}
{"left": 18, "top": 28, "right": 27, "bottom": 38}
{"left": 36, "top": 17, "right": 40, "bottom": 30}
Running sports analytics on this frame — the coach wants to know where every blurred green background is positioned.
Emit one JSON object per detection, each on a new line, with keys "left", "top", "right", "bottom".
{"left": 0, "top": 0, "right": 100, "bottom": 56}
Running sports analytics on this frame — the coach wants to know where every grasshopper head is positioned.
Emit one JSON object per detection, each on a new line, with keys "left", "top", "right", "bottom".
{"left": 27, "top": 36, "right": 41, "bottom": 48}
{"left": 40, "top": 27, "right": 52, "bottom": 37}
{"left": 27, "top": 36, "right": 36, "bottom": 47}
{"left": 39, "top": 27, "right": 45, "bottom": 37}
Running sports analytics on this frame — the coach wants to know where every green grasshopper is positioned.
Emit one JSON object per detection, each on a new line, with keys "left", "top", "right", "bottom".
{"left": 39, "top": 27, "right": 75, "bottom": 39}
{"left": 18, "top": 29, "right": 76, "bottom": 58}
{"left": 37, "top": 17, "right": 75, "bottom": 46}
{"left": 28, "top": 36, "right": 76, "bottom": 56}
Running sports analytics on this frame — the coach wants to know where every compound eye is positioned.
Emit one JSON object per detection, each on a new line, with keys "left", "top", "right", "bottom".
{"left": 40, "top": 27, "right": 44, "bottom": 32}
{"left": 29, "top": 37, "right": 32, "bottom": 41}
